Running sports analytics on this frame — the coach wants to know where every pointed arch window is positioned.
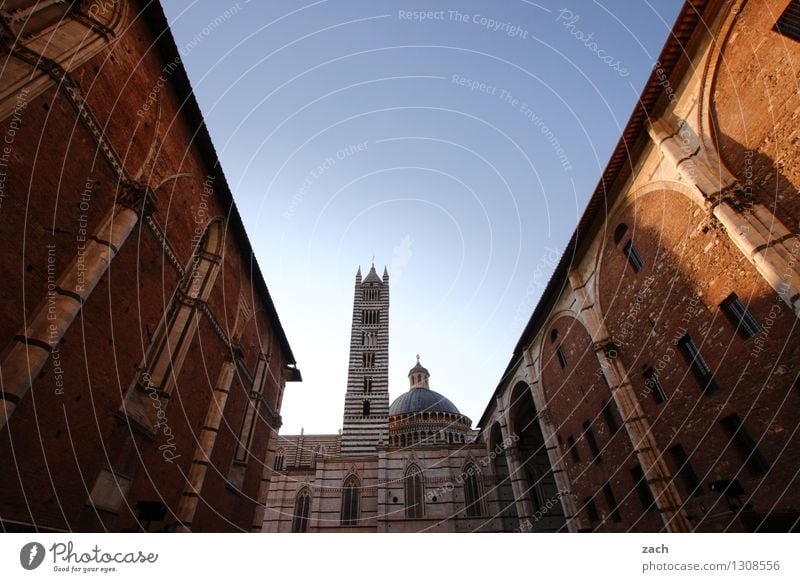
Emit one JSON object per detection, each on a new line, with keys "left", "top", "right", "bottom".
{"left": 463, "top": 463, "right": 485, "bottom": 517}
{"left": 274, "top": 449, "right": 285, "bottom": 471}
{"left": 291, "top": 488, "right": 311, "bottom": 533}
{"left": 404, "top": 465, "right": 425, "bottom": 518}
{"left": 340, "top": 475, "right": 361, "bottom": 526}
{"left": 362, "top": 399, "right": 371, "bottom": 417}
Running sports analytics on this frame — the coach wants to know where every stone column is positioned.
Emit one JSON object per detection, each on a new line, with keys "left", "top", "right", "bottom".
{"left": 1, "top": 187, "right": 149, "bottom": 429}
{"left": 649, "top": 118, "right": 800, "bottom": 318}
{"left": 521, "top": 352, "right": 582, "bottom": 532}
{"left": 568, "top": 270, "right": 692, "bottom": 532}
{"left": 174, "top": 352, "right": 238, "bottom": 532}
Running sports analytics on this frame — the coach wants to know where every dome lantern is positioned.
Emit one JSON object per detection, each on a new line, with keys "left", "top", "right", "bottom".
{"left": 408, "top": 354, "right": 430, "bottom": 389}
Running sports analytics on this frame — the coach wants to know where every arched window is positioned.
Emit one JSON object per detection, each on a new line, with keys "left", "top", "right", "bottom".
{"left": 274, "top": 449, "right": 285, "bottom": 471}
{"left": 405, "top": 465, "right": 425, "bottom": 518}
{"left": 340, "top": 475, "right": 360, "bottom": 526}
{"left": 291, "top": 488, "right": 311, "bottom": 533}
{"left": 463, "top": 463, "right": 485, "bottom": 517}
{"left": 362, "top": 399, "right": 371, "bottom": 416}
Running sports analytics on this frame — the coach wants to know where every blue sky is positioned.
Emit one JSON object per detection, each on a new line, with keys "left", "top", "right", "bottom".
{"left": 161, "top": 1, "right": 684, "bottom": 434}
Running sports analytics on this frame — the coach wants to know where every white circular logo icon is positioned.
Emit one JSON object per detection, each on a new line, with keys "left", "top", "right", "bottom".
{"left": 20, "top": 542, "right": 46, "bottom": 570}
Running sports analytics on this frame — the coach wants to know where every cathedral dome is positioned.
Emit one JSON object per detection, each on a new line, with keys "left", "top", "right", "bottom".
{"left": 388, "top": 357, "right": 472, "bottom": 448}
{"left": 389, "top": 388, "right": 460, "bottom": 416}
{"left": 389, "top": 356, "right": 461, "bottom": 415}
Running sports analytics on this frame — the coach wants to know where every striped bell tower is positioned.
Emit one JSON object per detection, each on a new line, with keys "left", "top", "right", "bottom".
{"left": 340, "top": 262, "right": 390, "bottom": 456}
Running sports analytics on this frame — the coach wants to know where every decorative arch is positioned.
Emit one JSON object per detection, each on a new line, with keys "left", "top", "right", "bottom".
{"left": 124, "top": 218, "right": 226, "bottom": 429}
{"left": 0, "top": 1, "right": 129, "bottom": 121}
{"left": 144, "top": 218, "right": 225, "bottom": 392}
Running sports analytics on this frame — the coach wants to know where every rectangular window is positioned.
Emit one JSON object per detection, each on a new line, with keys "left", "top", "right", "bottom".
{"left": 602, "top": 482, "right": 622, "bottom": 523}
{"left": 556, "top": 345, "right": 567, "bottom": 369}
{"left": 583, "top": 421, "right": 601, "bottom": 464}
{"left": 631, "top": 464, "right": 656, "bottom": 513}
{"left": 775, "top": 0, "right": 800, "bottom": 42}
{"left": 668, "top": 444, "right": 703, "bottom": 496}
{"left": 363, "top": 352, "right": 375, "bottom": 368}
{"left": 720, "top": 414, "right": 770, "bottom": 475}
{"left": 624, "top": 240, "right": 645, "bottom": 272}
{"left": 362, "top": 310, "right": 379, "bottom": 325}
{"left": 677, "top": 333, "right": 718, "bottom": 394}
{"left": 584, "top": 497, "right": 600, "bottom": 524}
{"left": 567, "top": 435, "right": 580, "bottom": 463}
{"left": 644, "top": 367, "right": 668, "bottom": 403}
{"left": 721, "top": 293, "right": 763, "bottom": 339}
{"left": 601, "top": 401, "right": 619, "bottom": 434}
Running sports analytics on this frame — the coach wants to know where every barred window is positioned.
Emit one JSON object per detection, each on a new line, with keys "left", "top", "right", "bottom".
{"left": 624, "top": 240, "right": 645, "bottom": 272}
{"left": 775, "top": 0, "right": 800, "bottom": 42}
{"left": 677, "top": 333, "right": 718, "bottom": 394}
{"left": 644, "top": 367, "right": 668, "bottom": 403}
{"left": 721, "top": 293, "right": 762, "bottom": 339}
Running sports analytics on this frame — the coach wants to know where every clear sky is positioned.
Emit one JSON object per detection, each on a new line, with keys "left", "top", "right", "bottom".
{"left": 161, "top": 0, "right": 684, "bottom": 434}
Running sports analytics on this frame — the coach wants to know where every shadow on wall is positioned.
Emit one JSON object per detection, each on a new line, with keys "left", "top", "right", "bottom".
{"left": 715, "top": 130, "right": 800, "bottom": 231}
{"left": 598, "top": 186, "right": 800, "bottom": 532}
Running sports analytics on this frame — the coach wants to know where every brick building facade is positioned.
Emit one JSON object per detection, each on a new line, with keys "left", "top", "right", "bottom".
{"left": 0, "top": 2, "right": 300, "bottom": 532}
{"left": 478, "top": 0, "right": 800, "bottom": 532}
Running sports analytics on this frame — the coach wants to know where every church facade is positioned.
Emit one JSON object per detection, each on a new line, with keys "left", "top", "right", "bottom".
{"left": 262, "top": 265, "right": 564, "bottom": 532}
{"left": 265, "top": 0, "right": 800, "bottom": 534}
